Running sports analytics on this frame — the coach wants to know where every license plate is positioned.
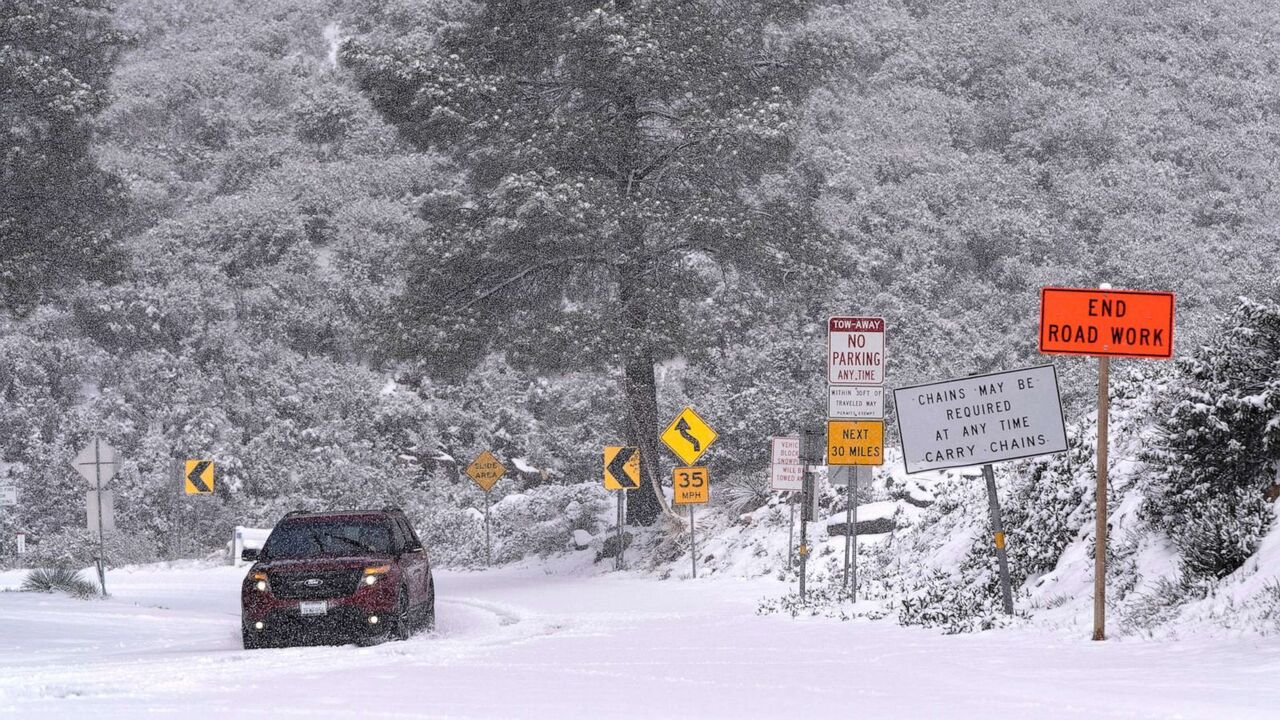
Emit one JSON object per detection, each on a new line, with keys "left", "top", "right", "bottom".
{"left": 299, "top": 600, "right": 327, "bottom": 616}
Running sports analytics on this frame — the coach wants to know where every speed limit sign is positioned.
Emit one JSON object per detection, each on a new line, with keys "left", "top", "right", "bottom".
{"left": 672, "top": 467, "right": 709, "bottom": 505}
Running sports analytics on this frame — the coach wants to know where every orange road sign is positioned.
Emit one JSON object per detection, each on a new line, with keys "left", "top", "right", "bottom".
{"left": 827, "top": 420, "right": 884, "bottom": 466}
{"left": 1039, "top": 287, "right": 1174, "bottom": 359}
{"left": 465, "top": 450, "right": 506, "bottom": 492}
{"left": 672, "top": 467, "right": 709, "bottom": 505}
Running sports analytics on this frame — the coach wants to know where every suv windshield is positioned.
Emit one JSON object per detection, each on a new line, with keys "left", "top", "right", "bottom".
{"left": 262, "top": 519, "right": 393, "bottom": 559}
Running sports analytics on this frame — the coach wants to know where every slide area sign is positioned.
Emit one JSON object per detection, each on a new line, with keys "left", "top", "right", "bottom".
{"left": 828, "top": 317, "right": 885, "bottom": 385}
{"left": 1039, "top": 287, "right": 1174, "bottom": 359}
{"left": 893, "top": 365, "right": 1068, "bottom": 474}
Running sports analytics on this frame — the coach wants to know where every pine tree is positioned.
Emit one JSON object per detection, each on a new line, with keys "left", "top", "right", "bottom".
{"left": 343, "top": 1, "right": 834, "bottom": 524}
{"left": 0, "top": 0, "right": 129, "bottom": 314}
{"left": 1142, "top": 298, "right": 1280, "bottom": 580}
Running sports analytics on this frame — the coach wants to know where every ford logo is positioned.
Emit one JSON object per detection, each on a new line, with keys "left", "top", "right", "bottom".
{"left": 303, "top": 578, "right": 323, "bottom": 587}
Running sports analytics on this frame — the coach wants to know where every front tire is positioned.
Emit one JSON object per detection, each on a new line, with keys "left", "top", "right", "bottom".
{"left": 423, "top": 578, "right": 436, "bottom": 631}
{"left": 390, "top": 586, "right": 412, "bottom": 641}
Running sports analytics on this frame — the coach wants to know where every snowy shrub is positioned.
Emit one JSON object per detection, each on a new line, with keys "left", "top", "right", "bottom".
{"left": 489, "top": 482, "right": 610, "bottom": 563}
{"left": 1118, "top": 577, "right": 1203, "bottom": 637}
{"left": 756, "top": 583, "right": 859, "bottom": 620}
{"left": 416, "top": 506, "right": 486, "bottom": 567}
{"left": 719, "top": 472, "right": 773, "bottom": 515}
{"left": 1142, "top": 298, "right": 1280, "bottom": 580}
{"left": 1003, "top": 426, "right": 1092, "bottom": 584}
{"left": 21, "top": 567, "right": 100, "bottom": 599}
{"left": 23, "top": 528, "right": 160, "bottom": 570}
{"left": 896, "top": 548, "right": 1025, "bottom": 635}
{"left": 1253, "top": 580, "right": 1280, "bottom": 635}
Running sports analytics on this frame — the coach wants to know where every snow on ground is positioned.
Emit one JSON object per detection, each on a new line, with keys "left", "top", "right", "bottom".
{"left": 1, "top": 560, "right": 1278, "bottom": 719}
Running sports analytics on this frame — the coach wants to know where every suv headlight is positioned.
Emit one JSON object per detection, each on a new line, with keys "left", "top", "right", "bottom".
{"left": 363, "top": 565, "right": 391, "bottom": 586}
{"left": 251, "top": 571, "right": 270, "bottom": 593}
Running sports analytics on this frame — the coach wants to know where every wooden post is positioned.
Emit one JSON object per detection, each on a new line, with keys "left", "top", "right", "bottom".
{"left": 1094, "top": 355, "right": 1110, "bottom": 641}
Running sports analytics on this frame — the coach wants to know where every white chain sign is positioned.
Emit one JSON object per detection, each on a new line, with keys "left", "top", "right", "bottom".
{"left": 893, "top": 365, "right": 1069, "bottom": 474}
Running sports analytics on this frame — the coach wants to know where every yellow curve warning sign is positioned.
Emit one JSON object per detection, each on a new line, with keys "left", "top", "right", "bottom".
{"left": 661, "top": 407, "right": 717, "bottom": 466}
{"left": 184, "top": 460, "right": 215, "bottom": 494}
{"left": 603, "top": 446, "right": 642, "bottom": 490}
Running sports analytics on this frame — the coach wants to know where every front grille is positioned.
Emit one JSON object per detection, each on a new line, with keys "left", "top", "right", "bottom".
{"left": 270, "top": 569, "right": 361, "bottom": 600}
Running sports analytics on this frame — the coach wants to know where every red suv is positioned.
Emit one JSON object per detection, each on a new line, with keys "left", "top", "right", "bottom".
{"left": 240, "top": 508, "right": 435, "bottom": 649}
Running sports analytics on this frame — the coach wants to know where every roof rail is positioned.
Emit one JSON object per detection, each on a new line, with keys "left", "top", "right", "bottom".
{"left": 381, "top": 506, "right": 405, "bottom": 514}
{"left": 282, "top": 509, "right": 310, "bottom": 518}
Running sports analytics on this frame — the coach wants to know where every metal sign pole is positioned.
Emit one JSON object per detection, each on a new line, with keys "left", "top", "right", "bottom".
{"left": 982, "top": 463, "right": 1014, "bottom": 614}
{"left": 787, "top": 494, "right": 796, "bottom": 569}
{"left": 484, "top": 490, "right": 492, "bottom": 567}
{"left": 842, "top": 467, "right": 852, "bottom": 592}
{"left": 93, "top": 439, "right": 107, "bottom": 596}
{"left": 616, "top": 491, "right": 624, "bottom": 571}
{"left": 689, "top": 505, "right": 697, "bottom": 579}
{"left": 852, "top": 476, "right": 859, "bottom": 601}
{"left": 1094, "top": 355, "right": 1110, "bottom": 640}
{"left": 798, "top": 462, "right": 809, "bottom": 600}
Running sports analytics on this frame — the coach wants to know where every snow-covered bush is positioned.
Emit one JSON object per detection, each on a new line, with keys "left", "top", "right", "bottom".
{"left": 415, "top": 505, "right": 487, "bottom": 568}
{"left": 1142, "top": 298, "right": 1280, "bottom": 580}
{"left": 22, "top": 527, "right": 159, "bottom": 570}
{"left": 897, "top": 565, "right": 1020, "bottom": 634}
{"left": 1003, "top": 424, "right": 1093, "bottom": 584}
{"left": 488, "top": 482, "right": 610, "bottom": 563}
{"left": 21, "top": 567, "right": 100, "bottom": 599}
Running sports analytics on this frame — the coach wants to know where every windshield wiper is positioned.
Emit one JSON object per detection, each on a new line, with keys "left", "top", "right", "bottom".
{"left": 322, "top": 533, "right": 379, "bottom": 555}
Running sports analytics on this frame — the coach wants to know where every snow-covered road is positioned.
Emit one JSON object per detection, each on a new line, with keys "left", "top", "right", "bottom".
{"left": 1, "top": 562, "right": 1276, "bottom": 719}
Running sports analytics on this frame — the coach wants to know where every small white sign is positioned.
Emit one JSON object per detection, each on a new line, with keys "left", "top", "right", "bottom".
{"left": 86, "top": 490, "right": 116, "bottom": 534}
{"left": 15, "top": 533, "right": 25, "bottom": 555}
{"left": 0, "top": 485, "right": 15, "bottom": 507}
{"left": 893, "top": 365, "right": 1069, "bottom": 474}
{"left": 828, "top": 316, "right": 886, "bottom": 386}
{"left": 829, "top": 385, "right": 884, "bottom": 419}
{"left": 72, "top": 438, "right": 119, "bottom": 488}
{"left": 770, "top": 437, "right": 803, "bottom": 492}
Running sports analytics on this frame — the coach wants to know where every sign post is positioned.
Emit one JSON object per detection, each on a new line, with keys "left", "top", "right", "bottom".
{"left": 982, "top": 464, "right": 1015, "bottom": 615}
{"left": 1039, "top": 285, "right": 1175, "bottom": 641}
{"left": 465, "top": 450, "right": 507, "bottom": 567}
{"left": 828, "top": 315, "right": 885, "bottom": 595}
{"left": 604, "top": 446, "right": 642, "bottom": 571}
{"left": 893, "top": 364, "right": 1071, "bottom": 615}
{"left": 770, "top": 437, "right": 802, "bottom": 567}
{"left": 672, "top": 467, "right": 709, "bottom": 577}
{"left": 797, "top": 427, "right": 825, "bottom": 600}
{"left": 72, "top": 438, "right": 119, "bottom": 596}
{"left": 661, "top": 407, "right": 717, "bottom": 576}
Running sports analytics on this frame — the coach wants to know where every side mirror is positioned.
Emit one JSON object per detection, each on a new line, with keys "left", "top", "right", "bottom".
{"left": 241, "top": 547, "right": 260, "bottom": 562}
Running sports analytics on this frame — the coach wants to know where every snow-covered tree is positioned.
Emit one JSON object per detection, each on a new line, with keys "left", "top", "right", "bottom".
{"left": 1143, "top": 298, "right": 1280, "bottom": 580}
{"left": 0, "top": 0, "right": 129, "bottom": 313}
{"left": 343, "top": 0, "right": 836, "bottom": 525}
